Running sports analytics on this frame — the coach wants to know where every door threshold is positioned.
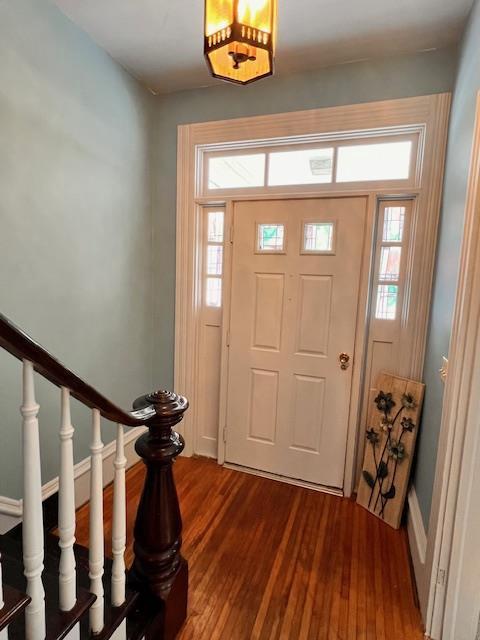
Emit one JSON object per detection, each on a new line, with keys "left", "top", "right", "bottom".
{"left": 223, "top": 462, "right": 344, "bottom": 496}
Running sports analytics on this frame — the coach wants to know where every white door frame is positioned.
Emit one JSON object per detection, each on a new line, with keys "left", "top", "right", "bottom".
{"left": 425, "top": 93, "right": 480, "bottom": 640}
{"left": 174, "top": 94, "right": 450, "bottom": 498}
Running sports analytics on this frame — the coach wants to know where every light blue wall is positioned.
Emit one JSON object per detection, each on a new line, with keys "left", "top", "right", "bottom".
{"left": 0, "top": 0, "right": 464, "bottom": 509}
{"left": 0, "top": 0, "right": 155, "bottom": 498}
{"left": 414, "top": 0, "right": 480, "bottom": 528}
{"left": 151, "top": 48, "right": 458, "bottom": 387}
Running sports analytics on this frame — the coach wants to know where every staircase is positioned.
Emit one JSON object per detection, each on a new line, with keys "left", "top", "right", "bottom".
{"left": 0, "top": 314, "right": 189, "bottom": 639}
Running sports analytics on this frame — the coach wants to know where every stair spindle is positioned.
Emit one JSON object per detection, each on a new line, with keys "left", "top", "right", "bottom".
{"left": 89, "top": 409, "right": 104, "bottom": 634}
{"left": 58, "top": 387, "right": 77, "bottom": 612}
{"left": 0, "top": 554, "right": 4, "bottom": 611}
{"left": 111, "top": 424, "right": 127, "bottom": 607}
{"left": 0, "top": 554, "right": 7, "bottom": 640}
{"left": 21, "top": 360, "right": 46, "bottom": 640}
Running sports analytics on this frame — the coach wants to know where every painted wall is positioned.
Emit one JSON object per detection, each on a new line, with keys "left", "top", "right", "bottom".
{"left": 0, "top": 0, "right": 154, "bottom": 499}
{"left": 414, "top": 0, "right": 480, "bottom": 528}
{"left": 151, "top": 48, "right": 457, "bottom": 388}
{"left": 0, "top": 0, "right": 463, "bottom": 509}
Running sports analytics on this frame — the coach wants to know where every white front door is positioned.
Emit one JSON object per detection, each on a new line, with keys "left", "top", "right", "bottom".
{"left": 225, "top": 197, "right": 367, "bottom": 488}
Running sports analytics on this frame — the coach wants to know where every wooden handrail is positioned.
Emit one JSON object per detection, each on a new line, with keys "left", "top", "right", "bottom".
{"left": 0, "top": 313, "right": 152, "bottom": 427}
{"left": 1, "top": 313, "right": 190, "bottom": 637}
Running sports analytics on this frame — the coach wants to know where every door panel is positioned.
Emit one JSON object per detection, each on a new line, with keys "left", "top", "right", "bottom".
{"left": 252, "top": 273, "right": 284, "bottom": 351}
{"left": 225, "top": 197, "right": 367, "bottom": 488}
{"left": 295, "top": 275, "right": 332, "bottom": 356}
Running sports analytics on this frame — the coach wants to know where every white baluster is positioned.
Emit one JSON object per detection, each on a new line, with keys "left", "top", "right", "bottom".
{"left": 111, "top": 425, "right": 127, "bottom": 607}
{"left": 21, "top": 360, "right": 46, "bottom": 640}
{"left": 0, "top": 555, "right": 4, "bottom": 610}
{"left": 89, "top": 409, "right": 104, "bottom": 634}
{"left": 0, "top": 554, "right": 8, "bottom": 640}
{"left": 58, "top": 388, "right": 76, "bottom": 611}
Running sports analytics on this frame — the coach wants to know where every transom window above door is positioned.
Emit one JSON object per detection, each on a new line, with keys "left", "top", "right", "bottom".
{"left": 202, "top": 131, "right": 419, "bottom": 194}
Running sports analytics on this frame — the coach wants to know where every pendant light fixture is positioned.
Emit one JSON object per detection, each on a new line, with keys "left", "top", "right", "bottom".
{"left": 204, "top": 0, "right": 276, "bottom": 85}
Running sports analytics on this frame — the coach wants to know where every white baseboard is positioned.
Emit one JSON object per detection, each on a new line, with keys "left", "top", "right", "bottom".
{"left": 407, "top": 485, "right": 429, "bottom": 621}
{"left": 0, "top": 426, "right": 147, "bottom": 534}
{"left": 0, "top": 497, "right": 23, "bottom": 534}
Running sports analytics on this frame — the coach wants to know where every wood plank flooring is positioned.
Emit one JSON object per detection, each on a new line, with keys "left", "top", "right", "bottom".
{"left": 75, "top": 457, "right": 424, "bottom": 639}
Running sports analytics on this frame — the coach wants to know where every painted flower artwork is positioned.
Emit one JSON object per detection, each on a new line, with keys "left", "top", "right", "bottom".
{"left": 362, "top": 391, "right": 417, "bottom": 520}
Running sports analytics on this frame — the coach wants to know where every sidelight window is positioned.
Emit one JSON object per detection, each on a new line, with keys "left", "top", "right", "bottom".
{"left": 205, "top": 209, "right": 225, "bottom": 307}
{"left": 374, "top": 205, "right": 408, "bottom": 320}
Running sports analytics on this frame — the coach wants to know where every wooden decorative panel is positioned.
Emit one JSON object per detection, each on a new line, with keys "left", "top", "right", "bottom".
{"left": 357, "top": 372, "right": 425, "bottom": 529}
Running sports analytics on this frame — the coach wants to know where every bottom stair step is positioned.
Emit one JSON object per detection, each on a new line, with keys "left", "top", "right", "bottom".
{"left": 1, "top": 533, "right": 97, "bottom": 639}
{"left": 1, "top": 531, "right": 144, "bottom": 639}
{"left": 0, "top": 583, "right": 30, "bottom": 632}
{"left": 43, "top": 533, "right": 140, "bottom": 639}
{"left": 0, "top": 547, "right": 95, "bottom": 640}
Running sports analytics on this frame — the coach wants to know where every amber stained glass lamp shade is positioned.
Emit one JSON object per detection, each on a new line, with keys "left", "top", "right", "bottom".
{"left": 204, "top": 0, "right": 276, "bottom": 85}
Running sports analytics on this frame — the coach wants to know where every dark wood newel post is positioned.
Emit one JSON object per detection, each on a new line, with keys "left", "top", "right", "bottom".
{"left": 129, "top": 389, "right": 189, "bottom": 640}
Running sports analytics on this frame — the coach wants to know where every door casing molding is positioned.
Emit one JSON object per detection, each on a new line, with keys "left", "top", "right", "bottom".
{"left": 175, "top": 94, "right": 451, "bottom": 499}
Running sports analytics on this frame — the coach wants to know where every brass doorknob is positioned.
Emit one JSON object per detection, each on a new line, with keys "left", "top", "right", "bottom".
{"left": 339, "top": 353, "right": 350, "bottom": 370}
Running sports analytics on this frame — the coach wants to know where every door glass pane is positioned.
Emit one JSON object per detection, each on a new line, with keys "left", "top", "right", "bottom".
{"left": 336, "top": 141, "right": 412, "bottom": 182}
{"left": 208, "top": 154, "right": 266, "bottom": 189}
{"left": 303, "top": 222, "right": 334, "bottom": 252}
{"left": 383, "top": 206, "right": 406, "bottom": 242}
{"left": 207, "top": 245, "right": 223, "bottom": 275}
{"left": 379, "top": 246, "right": 401, "bottom": 281}
{"left": 206, "top": 277, "right": 222, "bottom": 307}
{"left": 257, "top": 224, "right": 285, "bottom": 252}
{"left": 268, "top": 148, "right": 334, "bottom": 186}
{"left": 208, "top": 211, "right": 225, "bottom": 242}
{"left": 375, "top": 284, "right": 398, "bottom": 320}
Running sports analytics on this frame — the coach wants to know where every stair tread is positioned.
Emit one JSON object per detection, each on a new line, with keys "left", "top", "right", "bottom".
{"left": 80, "top": 590, "right": 139, "bottom": 640}
{"left": 126, "top": 596, "right": 159, "bottom": 640}
{"left": 1, "top": 532, "right": 142, "bottom": 639}
{"left": 42, "top": 534, "right": 142, "bottom": 638}
{"left": 0, "top": 583, "right": 31, "bottom": 632}
{"left": 0, "top": 548, "right": 95, "bottom": 640}
{"left": 45, "top": 589, "right": 96, "bottom": 640}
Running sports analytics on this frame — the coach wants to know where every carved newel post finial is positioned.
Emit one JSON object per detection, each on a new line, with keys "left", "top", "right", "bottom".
{"left": 129, "top": 389, "right": 189, "bottom": 640}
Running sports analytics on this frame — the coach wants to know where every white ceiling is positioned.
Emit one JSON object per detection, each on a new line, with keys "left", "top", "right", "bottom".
{"left": 53, "top": 0, "right": 472, "bottom": 94}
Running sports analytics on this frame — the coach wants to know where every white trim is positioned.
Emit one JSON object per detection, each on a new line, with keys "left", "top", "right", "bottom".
{"left": 175, "top": 125, "right": 196, "bottom": 457}
{"left": 408, "top": 486, "right": 427, "bottom": 565}
{"left": 175, "top": 95, "right": 451, "bottom": 494}
{"left": 223, "top": 463, "right": 343, "bottom": 496}
{"left": 425, "top": 93, "right": 480, "bottom": 640}
{"left": 0, "top": 496, "right": 23, "bottom": 518}
{"left": 407, "top": 487, "right": 429, "bottom": 621}
{"left": 0, "top": 426, "right": 146, "bottom": 533}
{"left": 342, "top": 194, "right": 376, "bottom": 496}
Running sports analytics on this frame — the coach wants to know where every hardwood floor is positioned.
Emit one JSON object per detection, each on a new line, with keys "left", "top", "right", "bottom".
{"left": 75, "top": 457, "right": 424, "bottom": 639}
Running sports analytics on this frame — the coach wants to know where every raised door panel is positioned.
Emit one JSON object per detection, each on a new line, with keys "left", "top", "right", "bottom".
{"left": 295, "top": 275, "right": 332, "bottom": 357}
{"left": 252, "top": 273, "right": 285, "bottom": 351}
{"left": 290, "top": 374, "right": 325, "bottom": 454}
{"left": 248, "top": 369, "right": 279, "bottom": 444}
